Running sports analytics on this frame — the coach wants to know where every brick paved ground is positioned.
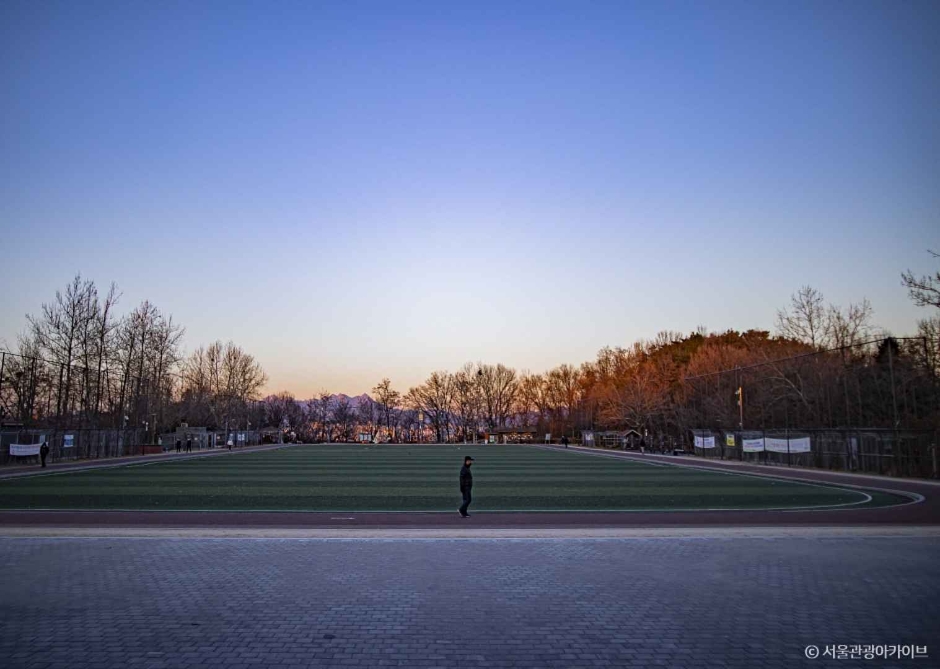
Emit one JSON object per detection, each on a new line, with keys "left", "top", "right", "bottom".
{"left": 1, "top": 537, "right": 938, "bottom": 668}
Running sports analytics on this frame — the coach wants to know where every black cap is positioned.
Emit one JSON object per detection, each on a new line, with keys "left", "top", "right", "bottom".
{"left": 464, "top": 456, "right": 474, "bottom": 461}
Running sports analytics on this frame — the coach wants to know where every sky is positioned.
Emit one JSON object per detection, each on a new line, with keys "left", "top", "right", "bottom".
{"left": 1, "top": 1, "right": 938, "bottom": 397}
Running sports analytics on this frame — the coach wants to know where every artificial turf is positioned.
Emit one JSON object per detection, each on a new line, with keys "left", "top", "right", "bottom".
{"left": 0, "top": 444, "right": 903, "bottom": 511}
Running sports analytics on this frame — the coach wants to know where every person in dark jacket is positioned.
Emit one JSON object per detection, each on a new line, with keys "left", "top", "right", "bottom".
{"left": 458, "top": 456, "right": 474, "bottom": 518}
{"left": 176, "top": 439, "right": 182, "bottom": 454}
{"left": 39, "top": 443, "right": 49, "bottom": 468}
{"left": 561, "top": 435, "right": 569, "bottom": 449}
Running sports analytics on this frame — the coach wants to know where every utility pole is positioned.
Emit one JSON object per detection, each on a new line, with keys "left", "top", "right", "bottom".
{"left": 0, "top": 352, "right": 6, "bottom": 421}
{"left": 887, "top": 339, "right": 900, "bottom": 429}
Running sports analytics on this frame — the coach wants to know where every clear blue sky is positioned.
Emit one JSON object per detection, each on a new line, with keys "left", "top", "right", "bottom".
{"left": 2, "top": 0, "right": 938, "bottom": 396}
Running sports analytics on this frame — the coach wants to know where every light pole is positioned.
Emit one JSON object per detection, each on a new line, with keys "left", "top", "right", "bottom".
{"left": 716, "top": 418, "right": 723, "bottom": 460}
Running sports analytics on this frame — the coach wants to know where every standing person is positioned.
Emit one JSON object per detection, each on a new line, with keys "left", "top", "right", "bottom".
{"left": 186, "top": 438, "right": 192, "bottom": 453}
{"left": 176, "top": 439, "right": 181, "bottom": 454}
{"left": 39, "top": 442, "right": 49, "bottom": 468}
{"left": 458, "top": 456, "right": 474, "bottom": 518}
{"left": 561, "top": 435, "right": 569, "bottom": 449}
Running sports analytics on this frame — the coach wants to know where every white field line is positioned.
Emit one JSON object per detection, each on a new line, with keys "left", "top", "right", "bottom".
{"left": 0, "top": 499, "right": 882, "bottom": 513}
{"left": 530, "top": 444, "right": 923, "bottom": 509}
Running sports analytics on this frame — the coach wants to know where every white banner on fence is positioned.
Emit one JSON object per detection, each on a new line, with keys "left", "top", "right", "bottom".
{"left": 765, "top": 437, "right": 811, "bottom": 453}
{"left": 694, "top": 435, "right": 716, "bottom": 449}
{"left": 789, "top": 437, "right": 811, "bottom": 453}
{"left": 742, "top": 438, "right": 765, "bottom": 452}
{"left": 63, "top": 434, "right": 75, "bottom": 448}
{"left": 10, "top": 443, "right": 41, "bottom": 456}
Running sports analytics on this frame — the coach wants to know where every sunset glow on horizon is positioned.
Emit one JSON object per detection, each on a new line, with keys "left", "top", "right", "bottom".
{"left": 2, "top": 1, "right": 938, "bottom": 398}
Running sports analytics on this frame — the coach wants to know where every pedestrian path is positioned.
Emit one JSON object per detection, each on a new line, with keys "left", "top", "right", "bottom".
{"left": 2, "top": 535, "right": 937, "bottom": 668}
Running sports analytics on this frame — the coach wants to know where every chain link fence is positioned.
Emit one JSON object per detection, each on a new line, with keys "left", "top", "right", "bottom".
{"left": 691, "top": 427, "right": 938, "bottom": 479}
{"left": 0, "top": 427, "right": 148, "bottom": 467}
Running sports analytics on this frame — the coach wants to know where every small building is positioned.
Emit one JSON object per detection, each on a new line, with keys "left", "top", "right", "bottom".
{"left": 484, "top": 426, "right": 539, "bottom": 444}
{"left": 582, "top": 429, "right": 642, "bottom": 449}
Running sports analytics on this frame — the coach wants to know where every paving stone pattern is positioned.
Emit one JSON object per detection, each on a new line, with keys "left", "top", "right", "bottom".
{"left": 1, "top": 537, "right": 938, "bottom": 668}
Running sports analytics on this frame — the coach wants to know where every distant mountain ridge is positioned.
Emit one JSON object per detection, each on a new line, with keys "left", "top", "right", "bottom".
{"left": 288, "top": 393, "right": 373, "bottom": 408}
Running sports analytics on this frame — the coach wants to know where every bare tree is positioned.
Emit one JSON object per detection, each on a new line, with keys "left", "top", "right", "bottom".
{"left": 915, "top": 316, "right": 940, "bottom": 377}
{"left": 357, "top": 395, "right": 379, "bottom": 442}
{"left": 452, "top": 363, "right": 482, "bottom": 442}
{"left": 2, "top": 334, "right": 43, "bottom": 424}
{"left": 91, "top": 283, "right": 121, "bottom": 424}
{"left": 262, "top": 392, "right": 301, "bottom": 441}
{"left": 827, "top": 299, "right": 873, "bottom": 351}
{"left": 545, "top": 364, "right": 582, "bottom": 436}
{"left": 477, "top": 363, "right": 518, "bottom": 430}
{"left": 317, "top": 391, "right": 334, "bottom": 442}
{"left": 902, "top": 250, "right": 940, "bottom": 309}
{"left": 28, "top": 274, "right": 97, "bottom": 419}
{"left": 148, "top": 313, "right": 184, "bottom": 438}
{"left": 902, "top": 251, "right": 940, "bottom": 378}
{"left": 406, "top": 371, "right": 454, "bottom": 442}
{"left": 776, "top": 286, "right": 829, "bottom": 349}
{"left": 598, "top": 362, "right": 670, "bottom": 433}
{"left": 182, "top": 340, "right": 267, "bottom": 433}
{"left": 776, "top": 286, "right": 876, "bottom": 355}
{"left": 372, "top": 378, "right": 401, "bottom": 441}
{"left": 515, "top": 372, "right": 542, "bottom": 427}
{"left": 332, "top": 396, "right": 355, "bottom": 442}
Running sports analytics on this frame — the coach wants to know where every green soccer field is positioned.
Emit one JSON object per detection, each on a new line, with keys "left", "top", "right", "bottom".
{"left": 0, "top": 444, "right": 902, "bottom": 511}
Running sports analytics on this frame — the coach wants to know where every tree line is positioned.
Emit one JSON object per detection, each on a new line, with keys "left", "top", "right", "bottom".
{"left": 3, "top": 252, "right": 938, "bottom": 444}
{"left": 0, "top": 274, "right": 266, "bottom": 441}
{"left": 266, "top": 253, "right": 939, "bottom": 442}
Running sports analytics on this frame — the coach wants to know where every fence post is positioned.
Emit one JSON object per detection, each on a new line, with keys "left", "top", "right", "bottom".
{"left": 933, "top": 431, "right": 938, "bottom": 479}
{"left": 845, "top": 430, "right": 851, "bottom": 472}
